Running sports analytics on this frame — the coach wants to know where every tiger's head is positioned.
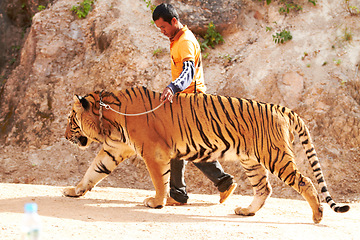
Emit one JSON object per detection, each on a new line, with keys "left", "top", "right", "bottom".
{"left": 65, "top": 95, "right": 103, "bottom": 149}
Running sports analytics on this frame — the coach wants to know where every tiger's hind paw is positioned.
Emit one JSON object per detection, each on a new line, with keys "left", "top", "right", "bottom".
{"left": 63, "top": 187, "right": 86, "bottom": 198}
{"left": 234, "top": 207, "right": 256, "bottom": 216}
{"left": 312, "top": 206, "right": 323, "bottom": 224}
{"left": 143, "top": 197, "right": 165, "bottom": 209}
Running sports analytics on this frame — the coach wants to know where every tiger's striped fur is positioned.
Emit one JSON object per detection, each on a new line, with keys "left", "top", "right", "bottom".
{"left": 64, "top": 86, "right": 349, "bottom": 223}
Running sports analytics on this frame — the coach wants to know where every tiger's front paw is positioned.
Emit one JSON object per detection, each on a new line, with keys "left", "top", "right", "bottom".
{"left": 143, "top": 197, "right": 165, "bottom": 209}
{"left": 63, "top": 187, "right": 86, "bottom": 198}
{"left": 234, "top": 207, "right": 256, "bottom": 216}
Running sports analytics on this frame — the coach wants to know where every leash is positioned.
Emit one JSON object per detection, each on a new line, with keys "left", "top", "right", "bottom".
{"left": 99, "top": 90, "right": 165, "bottom": 117}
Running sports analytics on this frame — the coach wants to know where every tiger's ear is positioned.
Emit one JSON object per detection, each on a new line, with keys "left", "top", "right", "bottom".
{"left": 73, "top": 95, "right": 90, "bottom": 111}
{"left": 73, "top": 95, "right": 81, "bottom": 104}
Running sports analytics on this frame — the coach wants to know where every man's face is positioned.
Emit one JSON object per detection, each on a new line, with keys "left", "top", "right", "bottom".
{"left": 154, "top": 17, "right": 177, "bottom": 39}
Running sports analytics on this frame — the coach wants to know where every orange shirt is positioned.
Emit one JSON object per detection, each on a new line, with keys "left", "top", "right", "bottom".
{"left": 170, "top": 26, "right": 206, "bottom": 93}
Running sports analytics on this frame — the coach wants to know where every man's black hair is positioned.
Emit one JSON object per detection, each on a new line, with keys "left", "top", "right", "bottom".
{"left": 152, "top": 3, "right": 179, "bottom": 24}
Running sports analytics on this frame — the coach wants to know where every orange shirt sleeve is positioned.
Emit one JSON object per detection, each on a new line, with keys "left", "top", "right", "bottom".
{"left": 178, "top": 39, "right": 196, "bottom": 63}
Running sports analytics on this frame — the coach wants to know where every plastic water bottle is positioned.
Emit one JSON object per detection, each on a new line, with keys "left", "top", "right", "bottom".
{"left": 21, "top": 203, "right": 41, "bottom": 240}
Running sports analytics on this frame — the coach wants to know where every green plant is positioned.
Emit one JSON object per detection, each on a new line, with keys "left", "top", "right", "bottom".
{"left": 279, "top": 1, "right": 302, "bottom": 14}
{"left": 21, "top": 27, "right": 27, "bottom": 39}
{"left": 342, "top": 27, "right": 353, "bottom": 42}
{"left": 343, "top": 0, "right": 360, "bottom": 15}
{"left": 71, "top": 0, "right": 95, "bottom": 19}
{"left": 259, "top": 0, "right": 272, "bottom": 4}
{"left": 259, "top": 0, "right": 316, "bottom": 6}
{"left": 199, "top": 22, "right": 224, "bottom": 51}
{"left": 202, "top": 52, "right": 210, "bottom": 59}
{"left": 334, "top": 59, "right": 342, "bottom": 65}
{"left": 152, "top": 48, "right": 162, "bottom": 56}
{"left": 272, "top": 29, "right": 292, "bottom": 44}
{"left": 9, "top": 58, "right": 16, "bottom": 65}
{"left": 301, "top": 52, "right": 308, "bottom": 60}
{"left": 199, "top": 41, "right": 207, "bottom": 52}
{"left": 221, "top": 54, "right": 232, "bottom": 62}
{"left": 308, "top": 0, "right": 317, "bottom": 6}
{"left": 301, "top": 50, "right": 320, "bottom": 60}
{"left": 37, "top": 5, "right": 46, "bottom": 11}
{"left": 333, "top": 26, "right": 353, "bottom": 49}
{"left": 11, "top": 45, "right": 21, "bottom": 51}
{"left": 143, "top": 0, "right": 156, "bottom": 12}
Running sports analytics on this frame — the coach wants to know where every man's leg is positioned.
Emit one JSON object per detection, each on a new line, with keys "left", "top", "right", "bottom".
{"left": 193, "top": 160, "right": 233, "bottom": 191}
{"left": 193, "top": 160, "right": 237, "bottom": 203}
{"left": 169, "top": 159, "right": 189, "bottom": 204}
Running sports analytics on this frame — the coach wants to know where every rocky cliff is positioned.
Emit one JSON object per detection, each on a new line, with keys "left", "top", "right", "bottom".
{"left": 0, "top": 0, "right": 359, "bottom": 201}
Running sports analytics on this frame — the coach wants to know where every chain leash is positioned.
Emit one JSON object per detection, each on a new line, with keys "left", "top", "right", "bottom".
{"left": 99, "top": 90, "right": 165, "bottom": 117}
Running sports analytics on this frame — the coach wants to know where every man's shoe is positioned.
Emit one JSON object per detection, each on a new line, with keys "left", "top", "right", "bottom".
{"left": 166, "top": 197, "right": 187, "bottom": 206}
{"left": 219, "top": 182, "right": 237, "bottom": 204}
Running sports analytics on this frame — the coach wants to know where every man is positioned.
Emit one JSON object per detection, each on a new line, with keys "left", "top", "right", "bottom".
{"left": 152, "top": 3, "right": 237, "bottom": 205}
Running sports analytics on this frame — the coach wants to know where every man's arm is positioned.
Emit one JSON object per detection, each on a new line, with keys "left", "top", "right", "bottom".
{"left": 161, "top": 60, "right": 195, "bottom": 102}
{"left": 168, "top": 60, "right": 195, "bottom": 94}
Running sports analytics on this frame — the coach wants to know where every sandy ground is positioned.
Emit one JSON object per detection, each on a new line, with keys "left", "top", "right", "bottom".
{"left": 0, "top": 183, "right": 358, "bottom": 240}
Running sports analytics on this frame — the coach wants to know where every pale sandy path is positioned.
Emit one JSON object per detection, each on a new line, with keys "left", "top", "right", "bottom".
{"left": 0, "top": 183, "right": 358, "bottom": 240}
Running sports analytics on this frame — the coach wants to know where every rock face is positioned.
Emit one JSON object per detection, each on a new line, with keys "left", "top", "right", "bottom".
{"left": 154, "top": 0, "right": 242, "bottom": 34}
{"left": 0, "top": 0, "right": 55, "bottom": 74}
{"left": 0, "top": 0, "right": 359, "bottom": 201}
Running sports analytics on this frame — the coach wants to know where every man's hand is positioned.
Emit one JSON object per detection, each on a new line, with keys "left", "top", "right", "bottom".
{"left": 160, "top": 87, "right": 174, "bottom": 103}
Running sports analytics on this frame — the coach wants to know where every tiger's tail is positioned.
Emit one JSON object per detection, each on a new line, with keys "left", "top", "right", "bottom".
{"left": 292, "top": 112, "right": 350, "bottom": 213}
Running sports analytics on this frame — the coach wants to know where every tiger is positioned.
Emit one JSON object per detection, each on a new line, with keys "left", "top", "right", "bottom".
{"left": 63, "top": 86, "right": 349, "bottom": 223}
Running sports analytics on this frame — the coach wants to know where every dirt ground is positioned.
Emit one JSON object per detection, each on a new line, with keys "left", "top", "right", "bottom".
{"left": 0, "top": 183, "right": 358, "bottom": 240}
